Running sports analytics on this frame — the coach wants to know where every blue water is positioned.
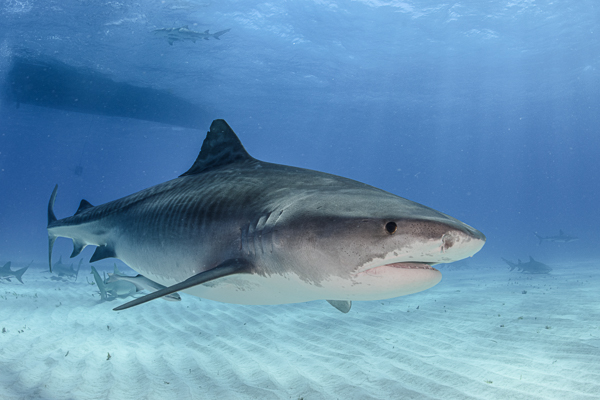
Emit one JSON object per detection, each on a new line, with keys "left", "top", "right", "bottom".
{"left": 0, "top": 1, "right": 598, "bottom": 267}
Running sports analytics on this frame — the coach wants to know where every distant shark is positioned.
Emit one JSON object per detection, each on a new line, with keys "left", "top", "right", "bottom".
{"left": 0, "top": 261, "right": 30, "bottom": 284}
{"left": 153, "top": 26, "right": 231, "bottom": 45}
{"left": 105, "top": 264, "right": 181, "bottom": 301}
{"left": 52, "top": 256, "right": 82, "bottom": 281}
{"left": 534, "top": 230, "right": 578, "bottom": 245}
{"left": 47, "top": 119, "right": 485, "bottom": 313}
{"left": 502, "top": 257, "right": 552, "bottom": 274}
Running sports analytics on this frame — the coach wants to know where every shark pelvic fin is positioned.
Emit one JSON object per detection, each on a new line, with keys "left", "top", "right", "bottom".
{"left": 179, "top": 119, "right": 256, "bottom": 177}
{"left": 71, "top": 239, "right": 86, "bottom": 258}
{"left": 327, "top": 300, "right": 352, "bottom": 313}
{"left": 90, "top": 245, "right": 117, "bottom": 263}
{"left": 113, "top": 258, "right": 253, "bottom": 311}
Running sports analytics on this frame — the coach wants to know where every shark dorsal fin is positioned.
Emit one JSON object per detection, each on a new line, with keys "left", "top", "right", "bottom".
{"left": 529, "top": 256, "right": 535, "bottom": 262}
{"left": 180, "top": 119, "right": 256, "bottom": 176}
{"left": 75, "top": 199, "right": 94, "bottom": 215}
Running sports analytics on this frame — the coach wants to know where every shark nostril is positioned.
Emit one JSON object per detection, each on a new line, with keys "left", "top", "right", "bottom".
{"left": 441, "top": 233, "right": 455, "bottom": 251}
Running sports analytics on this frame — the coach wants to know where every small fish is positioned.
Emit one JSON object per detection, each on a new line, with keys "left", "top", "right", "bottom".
{"left": 153, "top": 26, "right": 231, "bottom": 45}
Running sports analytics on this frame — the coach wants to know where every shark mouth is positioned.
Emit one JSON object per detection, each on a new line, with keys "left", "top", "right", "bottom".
{"left": 358, "top": 262, "right": 438, "bottom": 277}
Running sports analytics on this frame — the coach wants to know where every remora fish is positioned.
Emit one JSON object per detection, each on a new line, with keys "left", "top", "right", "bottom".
{"left": 91, "top": 266, "right": 137, "bottom": 301}
{"left": 502, "top": 257, "right": 552, "bottom": 274}
{"left": 153, "top": 26, "right": 231, "bottom": 45}
{"left": 534, "top": 230, "right": 578, "bottom": 245}
{"left": 0, "top": 261, "right": 31, "bottom": 284}
{"left": 106, "top": 264, "right": 181, "bottom": 301}
{"left": 47, "top": 119, "right": 486, "bottom": 313}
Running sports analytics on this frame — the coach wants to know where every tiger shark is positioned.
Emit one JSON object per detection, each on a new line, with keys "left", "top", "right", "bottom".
{"left": 47, "top": 119, "right": 486, "bottom": 313}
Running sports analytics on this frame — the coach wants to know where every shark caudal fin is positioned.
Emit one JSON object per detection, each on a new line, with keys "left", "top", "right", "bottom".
{"left": 47, "top": 185, "right": 59, "bottom": 272}
{"left": 534, "top": 232, "right": 544, "bottom": 245}
{"left": 501, "top": 257, "right": 517, "bottom": 271}
{"left": 13, "top": 262, "right": 31, "bottom": 284}
{"left": 212, "top": 28, "right": 231, "bottom": 40}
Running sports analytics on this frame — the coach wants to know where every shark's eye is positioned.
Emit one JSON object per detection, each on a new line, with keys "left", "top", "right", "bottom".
{"left": 385, "top": 221, "right": 397, "bottom": 235}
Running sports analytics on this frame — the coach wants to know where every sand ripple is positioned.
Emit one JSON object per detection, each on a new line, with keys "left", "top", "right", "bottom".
{"left": 1, "top": 264, "right": 599, "bottom": 399}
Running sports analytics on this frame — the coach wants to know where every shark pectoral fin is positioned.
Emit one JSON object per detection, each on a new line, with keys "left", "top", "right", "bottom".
{"left": 327, "top": 300, "right": 352, "bottom": 313}
{"left": 113, "top": 258, "right": 253, "bottom": 311}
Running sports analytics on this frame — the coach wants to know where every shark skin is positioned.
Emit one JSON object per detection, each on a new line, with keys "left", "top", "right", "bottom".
{"left": 47, "top": 119, "right": 486, "bottom": 313}
{"left": 153, "top": 26, "right": 231, "bottom": 45}
{"left": 0, "top": 262, "right": 30, "bottom": 284}
{"left": 534, "top": 230, "right": 578, "bottom": 245}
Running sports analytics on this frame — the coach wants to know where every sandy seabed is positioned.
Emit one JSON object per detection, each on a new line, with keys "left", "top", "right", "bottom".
{"left": 0, "top": 261, "right": 599, "bottom": 400}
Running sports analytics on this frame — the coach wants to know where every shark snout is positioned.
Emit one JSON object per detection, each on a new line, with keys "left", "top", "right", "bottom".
{"left": 438, "top": 222, "right": 486, "bottom": 261}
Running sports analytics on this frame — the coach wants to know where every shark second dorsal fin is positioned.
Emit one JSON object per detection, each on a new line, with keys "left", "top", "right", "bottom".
{"left": 180, "top": 119, "right": 256, "bottom": 177}
{"left": 75, "top": 199, "right": 94, "bottom": 215}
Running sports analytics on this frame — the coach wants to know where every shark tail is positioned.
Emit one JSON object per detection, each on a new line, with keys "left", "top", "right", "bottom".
{"left": 212, "top": 28, "right": 231, "bottom": 40}
{"left": 91, "top": 266, "right": 107, "bottom": 301}
{"left": 501, "top": 257, "right": 517, "bottom": 271}
{"left": 13, "top": 262, "right": 31, "bottom": 284}
{"left": 534, "top": 232, "right": 544, "bottom": 245}
{"left": 75, "top": 259, "right": 82, "bottom": 282}
{"left": 47, "top": 185, "right": 59, "bottom": 273}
